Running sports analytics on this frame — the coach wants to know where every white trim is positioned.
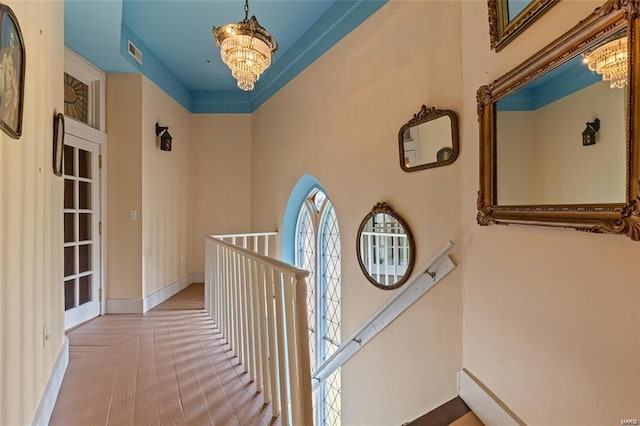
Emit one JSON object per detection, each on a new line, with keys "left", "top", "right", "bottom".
{"left": 100, "top": 138, "right": 108, "bottom": 316}
{"left": 142, "top": 274, "right": 192, "bottom": 312}
{"left": 458, "top": 369, "right": 526, "bottom": 426}
{"left": 105, "top": 273, "right": 203, "bottom": 314}
{"left": 31, "top": 337, "right": 69, "bottom": 426}
{"left": 64, "top": 48, "right": 107, "bottom": 321}
{"left": 64, "top": 48, "right": 106, "bottom": 133}
{"left": 106, "top": 298, "right": 144, "bottom": 314}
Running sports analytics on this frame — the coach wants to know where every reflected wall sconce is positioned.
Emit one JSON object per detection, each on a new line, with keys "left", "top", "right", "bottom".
{"left": 155, "top": 122, "right": 172, "bottom": 151}
{"left": 582, "top": 118, "right": 600, "bottom": 146}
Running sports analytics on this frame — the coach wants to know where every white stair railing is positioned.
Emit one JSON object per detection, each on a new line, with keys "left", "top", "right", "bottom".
{"left": 204, "top": 233, "right": 312, "bottom": 426}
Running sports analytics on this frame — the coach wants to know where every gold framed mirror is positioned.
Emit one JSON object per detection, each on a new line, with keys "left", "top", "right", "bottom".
{"left": 399, "top": 105, "right": 459, "bottom": 172}
{"left": 356, "top": 202, "right": 415, "bottom": 290}
{"left": 488, "top": 0, "right": 558, "bottom": 52}
{"left": 477, "top": 0, "right": 640, "bottom": 241}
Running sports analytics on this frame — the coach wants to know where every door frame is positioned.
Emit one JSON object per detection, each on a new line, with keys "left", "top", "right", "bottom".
{"left": 64, "top": 48, "right": 107, "bottom": 318}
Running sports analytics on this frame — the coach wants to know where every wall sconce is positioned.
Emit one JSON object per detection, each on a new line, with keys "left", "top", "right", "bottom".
{"left": 155, "top": 122, "right": 172, "bottom": 151}
{"left": 582, "top": 118, "right": 600, "bottom": 146}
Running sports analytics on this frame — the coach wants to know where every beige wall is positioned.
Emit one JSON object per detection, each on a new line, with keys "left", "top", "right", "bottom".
{"left": 106, "top": 74, "right": 143, "bottom": 299}
{"left": 0, "top": 1, "right": 64, "bottom": 424}
{"left": 251, "top": 1, "right": 463, "bottom": 424}
{"left": 141, "top": 77, "right": 191, "bottom": 296}
{"left": 188, "top": 114, "right": 252, "bottom": 273}
{"left": 498, "top": 81, "right": 626, "bottom": 205}
{"left": 461, "top": 1, "right": 640, "bottom": 424}
{"left": 106, "top": 76, "right": 251, "bottom": 297}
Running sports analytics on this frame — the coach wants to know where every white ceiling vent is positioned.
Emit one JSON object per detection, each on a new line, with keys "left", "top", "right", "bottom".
{"left": 127, "top": 40, "right": 143, "bottom": 65}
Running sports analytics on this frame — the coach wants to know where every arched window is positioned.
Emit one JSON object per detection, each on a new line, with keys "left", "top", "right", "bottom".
{"left": 295, "top": 189, "right": 341, "bottom": 426}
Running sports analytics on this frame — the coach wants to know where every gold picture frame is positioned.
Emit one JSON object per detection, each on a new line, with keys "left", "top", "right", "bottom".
{"left": 488, "top": 0, "right": 558, "bottom": 52}
{"left": 0, "top": 4, "right": 25, "bottom": 139}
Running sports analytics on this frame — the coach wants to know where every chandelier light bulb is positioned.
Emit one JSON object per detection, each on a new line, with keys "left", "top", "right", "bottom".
{"left": 583, "top": 36, "right": 628, "bottom": 89}
{"left": 213, "top": 0, "right": 278, "bottom": 91}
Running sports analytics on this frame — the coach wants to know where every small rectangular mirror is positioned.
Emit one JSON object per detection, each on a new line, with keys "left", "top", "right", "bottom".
{"left": 399, "top": 105, "right": 459, "bottom": 172}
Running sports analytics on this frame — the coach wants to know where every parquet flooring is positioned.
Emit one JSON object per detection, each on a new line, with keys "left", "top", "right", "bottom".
{"left": 50, "top": 284, "right": 279, "bottom": 426}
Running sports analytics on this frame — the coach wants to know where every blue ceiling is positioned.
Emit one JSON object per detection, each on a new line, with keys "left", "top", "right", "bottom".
{"left": 497, "top": 55, "right": 601, "bottom": 111}
{"left": 65, "top": 0, "right": 387, "bottom": 113}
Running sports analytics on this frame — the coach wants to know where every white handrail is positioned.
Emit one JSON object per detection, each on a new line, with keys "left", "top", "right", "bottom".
{"left": 204, "top": 233, "right": 313, "bottom": 426}
{"left": 312, "top": 241, "right": 457, "bottom": 389}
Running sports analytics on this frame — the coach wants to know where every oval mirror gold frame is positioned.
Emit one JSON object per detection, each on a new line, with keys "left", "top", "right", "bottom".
{"left": 356, "top": 202, "right": 416, "bottom": 290}
{"left": 477, "top": 0, "right": 640, "bottom": 241}
{"left": 399, "top": 105, "right": 459, "bottom": 172}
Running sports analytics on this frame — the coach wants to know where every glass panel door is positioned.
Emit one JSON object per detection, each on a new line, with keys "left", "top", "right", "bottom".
{"left": 64, "top": 134, "right": 101, "bottom": 330}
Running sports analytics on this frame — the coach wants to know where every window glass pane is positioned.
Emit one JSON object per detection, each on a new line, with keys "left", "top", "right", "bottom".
{"left": 297, "top": 207, "right": 316, "bottom": 371}
{"left": 323, "top": 368, "right": 341, "bottom": 426}
{"left": 78, "top": 149, "right": 91, "bottom": 179}
{"left": 321, "top": 206, "right": 341, "bottom": 359}
{"left": 64, "top": 145, "right": 74, "bottom": 176}
{"left": 79, "top": 275, "right": 91, "bottom": 305}
{"left": 64, "top": 246, "right": 75, "bottom": 277}
{"left": 79, "top": 244, "right": 91, "bottom": 273}
{"left": 64, "top": 179, "right": 74, "bottom": 209}
{"left": 79, "top": 181, "right": 91, "bottom": 210}
{"left": 64, "top": 213, "right": 75, "bottom": 243}
{"left": 65, "top": 279, "right": 75, "bottom": 310}
{"left": 296, "top": 191, "right": 342, "bottom": 426}
{"left": 64, "top": 73, "right": 89, "bottom": 124}
{"left": 79, "top": 214, "right": 91, "bottom": 241}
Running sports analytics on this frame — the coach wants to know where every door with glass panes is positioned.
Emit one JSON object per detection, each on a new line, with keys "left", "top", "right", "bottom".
{"left": 64, "top": 134, "right": 101, "bottom": 330}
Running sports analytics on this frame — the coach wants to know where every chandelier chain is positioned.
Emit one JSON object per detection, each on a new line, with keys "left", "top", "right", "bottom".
{"left": 244, "top": 0, "right": 249, "bottom": 21}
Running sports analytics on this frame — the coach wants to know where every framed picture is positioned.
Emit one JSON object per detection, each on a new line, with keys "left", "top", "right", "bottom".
{"left": 0, "top": 5, "right": 25, "bottom": 139}
{"left": 52, "top": 113, "right": 64, "bottom": 176}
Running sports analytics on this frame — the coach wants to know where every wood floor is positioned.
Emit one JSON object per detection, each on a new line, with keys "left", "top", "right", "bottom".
{"left": 50, "top": 283, "right": 279, "bottom": 426}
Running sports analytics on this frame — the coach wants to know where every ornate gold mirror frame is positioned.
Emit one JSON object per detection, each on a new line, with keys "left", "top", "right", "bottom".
{"left": 477, "top": 0, "right": 640, "bottom": 241}
{"left": 356, "top": 202, "right": 416, "bottom": 290}
{"left": 398, "top": 105, "right": 459, "bottom": 172}
{"left": 488, "top": 0, "right": 558, "bottom": 52}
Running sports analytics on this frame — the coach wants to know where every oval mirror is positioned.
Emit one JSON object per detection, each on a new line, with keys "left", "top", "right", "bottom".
{"left": 399, "top": 105, "right": 459, "bottom": 172}
{"left": 356, "top": 202, "right": 415, "bottom": 290}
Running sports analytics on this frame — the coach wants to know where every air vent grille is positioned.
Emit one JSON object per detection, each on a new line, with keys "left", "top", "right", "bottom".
{"left": 127, "top": 40, "right": 143, "bottom": 65}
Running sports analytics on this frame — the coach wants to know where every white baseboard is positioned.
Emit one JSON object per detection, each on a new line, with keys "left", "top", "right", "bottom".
{"left": 106, "top": 273, "right": 203, "bottom": 314}
{"left": 143, "top": 274, "right": 192, "bottom": 312}
{"left": 459, "top": 368, "right": 526, "bottom": 426}
{"left": 31, "top": 337, "right": 69, "bottom": 426}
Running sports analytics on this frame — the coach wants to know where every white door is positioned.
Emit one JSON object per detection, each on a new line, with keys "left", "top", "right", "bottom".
{"left": 64, "top": 133, "right": 101, "bottom": 330}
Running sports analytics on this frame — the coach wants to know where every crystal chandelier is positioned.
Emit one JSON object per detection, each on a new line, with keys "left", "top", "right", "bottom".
{"left": 583, "top": 36, "right": 628, "bottom": 89}
{"left": 212, "top": 0, "right": 278, "bottom": 91}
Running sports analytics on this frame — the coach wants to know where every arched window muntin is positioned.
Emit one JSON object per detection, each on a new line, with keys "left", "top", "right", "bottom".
{"left": 294, "top": 188, "right": 341, "bottom": 426}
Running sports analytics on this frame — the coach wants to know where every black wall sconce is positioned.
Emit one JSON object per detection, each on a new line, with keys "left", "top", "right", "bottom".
{"left": 156, "top": 122, "right": 172, "bottom": 151}
{"left": 582, "top": 118, "right": 600, "bottom": 146}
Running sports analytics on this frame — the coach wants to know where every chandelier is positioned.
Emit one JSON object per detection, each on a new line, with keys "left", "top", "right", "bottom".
{"left": 212, "top": 0, "right": 278, "bottom": 91}
{"left": 583, "top": 36, "right": 628, "bottom": 89}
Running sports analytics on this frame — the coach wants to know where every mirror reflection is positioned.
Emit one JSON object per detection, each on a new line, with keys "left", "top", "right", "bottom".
{"left": 357, "top": 202, "right": 414, "bottom": 290}
{"left": 399, "top": 105, "right": 459, "bottom": 172}
{"left": 506, "top": 0, "right": 532, "bottom": 22}
{"left": 496, "top": 29, "right": 627, "bottom": 205}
